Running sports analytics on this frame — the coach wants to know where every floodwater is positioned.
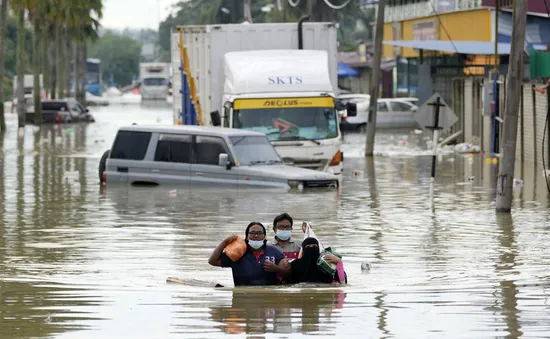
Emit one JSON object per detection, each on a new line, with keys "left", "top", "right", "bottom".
{"left": 1, "top": 100, "right": 550, "bottom": 338}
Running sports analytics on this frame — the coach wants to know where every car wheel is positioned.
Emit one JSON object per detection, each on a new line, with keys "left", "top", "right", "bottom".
{"left": 357, "top": 123, "right": 367, "bottom": 133}
{"left": 99, "top": 150, "right": 110, "bottom": 183}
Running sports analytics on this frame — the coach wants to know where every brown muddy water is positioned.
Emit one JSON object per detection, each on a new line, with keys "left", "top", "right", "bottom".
{"left": 1, "top": 101, "right": 550, "bottom": 338}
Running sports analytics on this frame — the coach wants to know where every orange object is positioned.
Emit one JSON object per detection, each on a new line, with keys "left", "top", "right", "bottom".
{"left": 329, "top": 150, "right": 342, "bottom": 166}
{"left": 223, "top": 236, "right": 247, "bottom": 262}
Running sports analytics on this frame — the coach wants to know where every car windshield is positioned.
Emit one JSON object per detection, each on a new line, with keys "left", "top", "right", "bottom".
{"left": 232, "top": 106, "right": 338, "bottom": 142}
{"left": 229, "top": 135, "right": 282, "bottom": 166}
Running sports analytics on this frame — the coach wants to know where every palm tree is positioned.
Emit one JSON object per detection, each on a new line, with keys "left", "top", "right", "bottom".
{"left": 0, "top": 0, "right": 9, "bottom": 132}
{"left": 69, "top": 0, "right": 103, "bottom": 104}
{"left": 11, "top": 0, "right": 26, "bottom": 127}
{"left": 28, "top": 0, "right": 44, "bottom": 124}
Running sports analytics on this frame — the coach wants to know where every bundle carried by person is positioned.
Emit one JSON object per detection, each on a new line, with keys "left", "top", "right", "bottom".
{"left": 299, "top": 221, "right": 346, "bottom": 283}
{"left": 223, "top": 235, "right": 247, "bottom": 262}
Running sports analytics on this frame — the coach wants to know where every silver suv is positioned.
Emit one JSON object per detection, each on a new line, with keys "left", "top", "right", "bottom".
{"left": 99, "top": 125, "right": 339, "bottom": 190}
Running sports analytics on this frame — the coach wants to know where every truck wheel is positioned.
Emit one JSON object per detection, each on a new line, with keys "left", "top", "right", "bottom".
{"left": 99, "top": 150, "right": 110, "bottom": 183}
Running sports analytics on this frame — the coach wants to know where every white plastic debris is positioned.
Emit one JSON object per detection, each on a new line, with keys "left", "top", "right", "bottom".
{"left": 169, "top": 189, "right": 177, "bottom": 197}
{"left": 414, "top": 129, "right": 423, "bottom": 134}
{"left": 455, "top": 143, "right": 481, "bottom": 154}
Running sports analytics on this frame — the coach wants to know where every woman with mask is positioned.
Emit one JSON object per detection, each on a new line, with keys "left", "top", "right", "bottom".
{"left": 208, "top": 222, "right": 286, "bottom": 286}
{"left": 280, "top": 237, "right": 347, "bottom": 284}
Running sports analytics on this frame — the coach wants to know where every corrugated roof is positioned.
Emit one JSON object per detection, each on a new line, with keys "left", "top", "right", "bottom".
{"left": 383, "top": 40, "right": 547, "bottom": 55}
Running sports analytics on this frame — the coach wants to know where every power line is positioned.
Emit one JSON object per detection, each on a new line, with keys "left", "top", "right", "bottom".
{"left": 287, "top": 0, "right": 352, "bottom": 10}
{"left": 322, "top": 0, "right": 353, "bottom": 10}
{"left": 426, "top": 0, "right": 459, "bottom": 54}
{"left": 288, "top": 0, "right": 300, "bottom": 8}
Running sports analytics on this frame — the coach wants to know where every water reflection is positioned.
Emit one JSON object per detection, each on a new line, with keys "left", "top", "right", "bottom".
{"left": 208, "top": 289, "right": 346, "bottom": 335}
{"left": 495, "top": 213, "right": 522, "bottom": 338}
{"left": 0, "top": 105, "right": 550, "bottom": 338}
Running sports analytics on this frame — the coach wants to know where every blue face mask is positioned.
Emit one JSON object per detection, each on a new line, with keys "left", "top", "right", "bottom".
{"left": 276, "top": 230, "right": 292, "bottom": 241}
{"left": 248, "top": 240, "right": 264, "bottom": 249}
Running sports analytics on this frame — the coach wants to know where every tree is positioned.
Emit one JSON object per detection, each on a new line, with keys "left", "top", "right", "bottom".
{"left": 67, "top": 0, "right": 103, "bottom": 104}
{"left": 0, "top": 0, "right": 8, "bottom": 132}
{"left": 11, "top": 0, "right": 26, "bottom": 127}
{"left": 157, "top": 0, "right": 369, "bottom": 60}
{"left": 88, "top": 31, "right": 141, "bottom": 86}
{"left": 28, "top": 0, "right": 45, "bottom": 124}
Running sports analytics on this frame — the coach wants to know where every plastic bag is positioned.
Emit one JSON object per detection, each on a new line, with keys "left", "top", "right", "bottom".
{"left": 223, "top": 236, "right": 247, "bottom": 262}
{"left": 316, "top": 247, "right": 342, "bottom": 275}
{"left": 298, "top": 221, "right": 325, "bottom": 259}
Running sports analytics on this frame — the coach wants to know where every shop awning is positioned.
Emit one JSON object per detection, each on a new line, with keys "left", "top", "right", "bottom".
{"left": 383, "top": 40, "right": 547, "bottom": 55}
{"left": 338, "top": 62, "right": 360, "bottom": 78}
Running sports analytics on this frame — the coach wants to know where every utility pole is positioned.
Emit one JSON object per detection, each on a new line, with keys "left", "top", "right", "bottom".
{"left": 365, "top": 0, "right": 386, "bottom": 156}
{"left": 495, "top": 0, "right": 527, "bottom": 213}
{"left": 490, "top": 0, "right": 500, "bottom": 156}
{"left": 243, "top": 0, "right": 253, "bottom": 23}
{"left": 307, "top": 0, "right": 314, "bottom": 17}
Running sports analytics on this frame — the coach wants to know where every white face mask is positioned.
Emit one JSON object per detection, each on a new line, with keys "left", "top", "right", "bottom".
{"left": 276, "top": 230, "right": 292, "bottom": 241}
{"left": 248, "top": 240, "right": 264, "bottom": 249}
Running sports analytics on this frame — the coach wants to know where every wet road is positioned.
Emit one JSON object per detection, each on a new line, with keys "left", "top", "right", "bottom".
{"left": 1, "top": 100, "right": 550, "bottom": 338}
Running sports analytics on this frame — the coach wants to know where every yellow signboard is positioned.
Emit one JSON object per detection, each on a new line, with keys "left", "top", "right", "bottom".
{"left": 234, "top": 97, "right": 334, "bottom": 110}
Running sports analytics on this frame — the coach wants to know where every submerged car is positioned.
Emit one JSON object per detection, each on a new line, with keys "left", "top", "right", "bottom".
{"left": 26, "top": 98, "right": 95, "bottom": 124}
{"left": 99, "top": 125, "right": 339, "bottom": 190}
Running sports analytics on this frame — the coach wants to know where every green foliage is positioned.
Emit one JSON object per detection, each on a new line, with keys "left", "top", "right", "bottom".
{"left": 2, "top": 15, "right": 33, "bottom": 100}
{"left": 88, "top": 31, "right": 142, "bottom": 86}
{"left": 158, "top": 0, "right": 375, "bottom": 58}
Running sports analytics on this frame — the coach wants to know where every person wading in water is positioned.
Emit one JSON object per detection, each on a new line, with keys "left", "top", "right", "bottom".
{"left": 208, "top": 222, "right": 285, "bottom": 286}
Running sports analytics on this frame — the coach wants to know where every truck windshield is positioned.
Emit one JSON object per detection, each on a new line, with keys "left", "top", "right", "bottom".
{"left": 232, "top": 106, "right": 338, "bottom": 142}
{"left": 143, "top": 78, "right": 168, "bottom": 86}
{"left": 229, "top": 135, "right": 283, "bottom": 166}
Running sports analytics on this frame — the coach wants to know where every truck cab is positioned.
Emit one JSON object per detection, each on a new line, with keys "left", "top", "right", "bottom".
{"left": 211, "top": 50, "right": 343, "bottom": 176}
{"left": 140, "top": 63, "right": 171, "bottom": 100}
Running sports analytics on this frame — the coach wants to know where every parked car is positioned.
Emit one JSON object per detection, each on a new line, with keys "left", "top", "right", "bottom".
{"left": 25, "top": 98, "right": 95, "bottom": 124}
{"left": 338, "top": 94, "right": 419, "bottom": 131}
{"left": 99, "top": 125, "right": 340, "bottom": 190}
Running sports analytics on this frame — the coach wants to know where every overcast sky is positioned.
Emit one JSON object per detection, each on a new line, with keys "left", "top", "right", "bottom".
{"left": 101, "top": 0, "right": 180, "bottom": 29}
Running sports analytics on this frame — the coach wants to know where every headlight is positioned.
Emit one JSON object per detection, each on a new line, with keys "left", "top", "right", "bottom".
{"left": 288, "top": 180, "right": 303, "bottom": 190}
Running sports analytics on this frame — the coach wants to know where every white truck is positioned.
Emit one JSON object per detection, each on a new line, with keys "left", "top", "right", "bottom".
{"left": 170, "top": 22, "right": 343, "bottom": 176}
{"left": 139, "top": 62, "right": 171, "bottom": 100}
{"left": 12, "top": 74, "right": 43, "bottom": 112}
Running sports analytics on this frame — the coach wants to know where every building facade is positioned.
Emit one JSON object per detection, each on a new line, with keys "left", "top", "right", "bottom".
{"left": 379, "top": 0, "right": 550, "bottom": 97}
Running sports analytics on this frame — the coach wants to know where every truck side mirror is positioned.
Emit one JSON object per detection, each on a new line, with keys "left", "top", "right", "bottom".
{"left": 211, "top": 110, "right": 221, "bottom": 126}
{"left": 334, "top": 99, "right": 345, "bottom": 111}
